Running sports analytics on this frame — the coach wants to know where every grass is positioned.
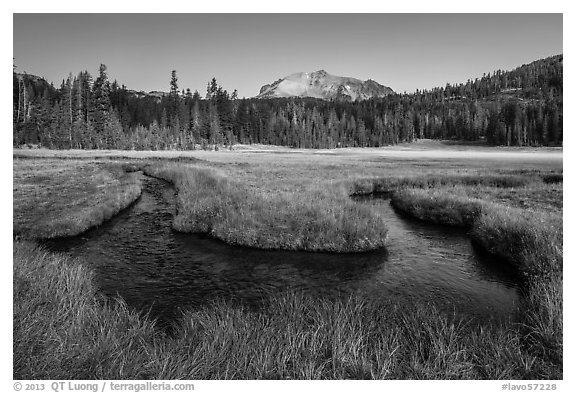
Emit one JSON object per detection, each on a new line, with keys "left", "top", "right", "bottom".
{"left": 390, "top": 187, "right": 485, "bottom": 227}
{"left": 142, "top": 163, "right": 389, "bottom": 252}
{"left": 13, "top": 240, "right": 560, "bottom": 380}
{"left": 351, "top": 174, "right": 563, "bottom": 376}
{"left": 381, "top": 180, "right": 562, "bottom": 279}
{"left": 13, "top": 241, "right": 157, "bottom": 380}
{"left": 13, "top": 158, "right": 142, "bottom": 239}
{"left": 470, "top": 206, "right": 562, "bottom": 279}
{"left": 349, "top": 174, "right": 538, "bottom": 196}
{"left": 12, "top": 146, "right": 563, "bottom": 379}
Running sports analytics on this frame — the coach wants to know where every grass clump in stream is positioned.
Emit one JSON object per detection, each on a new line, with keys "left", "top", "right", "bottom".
{"left": 144, "top": 163, "right": 388, "bottom": 252}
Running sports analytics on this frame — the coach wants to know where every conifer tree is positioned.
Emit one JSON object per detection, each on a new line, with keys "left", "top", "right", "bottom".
{"left": 92, "top": 64, "right": 112, "bottom": 148}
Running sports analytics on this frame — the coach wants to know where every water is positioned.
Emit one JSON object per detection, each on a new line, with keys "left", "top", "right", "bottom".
{"left": 353, "top": 193, "right": 520, "bottom": 321}
{"left": 45, "top": 175, "right": 520, "bottom": 326}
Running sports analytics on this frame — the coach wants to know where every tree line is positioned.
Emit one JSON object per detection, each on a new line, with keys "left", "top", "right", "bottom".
{"left": 13, "top": 55, "right": 562, "bottom": 150}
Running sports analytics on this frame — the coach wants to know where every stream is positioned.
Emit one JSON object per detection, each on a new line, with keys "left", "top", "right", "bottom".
{"left": 45, "top": 175, "right": 520, "bottom": 326}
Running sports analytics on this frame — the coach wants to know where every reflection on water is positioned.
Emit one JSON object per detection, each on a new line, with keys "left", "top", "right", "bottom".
{"left": 45, "top": 176, "right": 520, "bottom": 326}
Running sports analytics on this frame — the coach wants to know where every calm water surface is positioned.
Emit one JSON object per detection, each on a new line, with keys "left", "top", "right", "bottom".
{"left": 45, "top": 175, "right": 520, "bottom": 325}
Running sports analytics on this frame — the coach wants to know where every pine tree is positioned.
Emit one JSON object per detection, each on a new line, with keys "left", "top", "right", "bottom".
{"left": 92, "top": 64, "right": 112, "bottom": 148}
{"left": 168, "top": 70, "right": 180, "bottom": 126}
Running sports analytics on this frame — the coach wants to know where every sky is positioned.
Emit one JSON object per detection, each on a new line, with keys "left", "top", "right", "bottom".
{"left": 13, "top": 13, "right": 563, "bottom": 98}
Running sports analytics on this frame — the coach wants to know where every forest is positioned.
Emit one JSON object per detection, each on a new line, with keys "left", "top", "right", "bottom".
{"left": 13, "top": 55, "right": 563, "bottom": 150}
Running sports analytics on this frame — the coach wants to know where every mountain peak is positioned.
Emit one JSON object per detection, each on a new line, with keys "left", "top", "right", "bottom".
{"left": 256, "top": 70, "right": 394, "bottom": 101}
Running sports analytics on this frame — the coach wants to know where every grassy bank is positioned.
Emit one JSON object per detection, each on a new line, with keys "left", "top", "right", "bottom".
{"left": 387, "top": 184, "right": 562, "bottom": 278}
{"left": 358, "top": 177, "right": 564, "bottom": 371}
{"left": 13, "top": 159, "right": 142, "bottom": 239}
{"left": 471, "top": 206, "right": 562, "bottom": 279}
{"left": 13, "top": 240, "right": 560, "bottom": 380}
{"left": 142, "top": 163, "right": 389, "bottom": 252}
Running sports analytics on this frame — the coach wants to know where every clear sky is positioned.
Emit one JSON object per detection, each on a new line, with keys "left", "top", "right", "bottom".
{"left": 13, "top": 14, "right": 562, "bottom": 97}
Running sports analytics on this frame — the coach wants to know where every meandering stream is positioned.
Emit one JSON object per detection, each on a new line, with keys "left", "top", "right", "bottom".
{"left": 45, "top": 175, "right": 520, "bottom": 326}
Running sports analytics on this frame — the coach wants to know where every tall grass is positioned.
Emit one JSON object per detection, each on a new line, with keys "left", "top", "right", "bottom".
{"left": 13, "top": 160, "right": 142, "bottom": 239}
{"left": 13, "top": 241, "right": 561, "bottom": 380}
{"left": 391, "top": 188, "right": 485, "bottom": 227}
{"left": 471, "top": 207, "right": 563, "bottom": 369}
{"left": 349, "top": 174, "right": 537, "bottom": 196}
{"left": 470, "top": 207, "right": 563, "bottom": 279}
{"left": 388, "top": 186, "right": 562, "bottom": 279}
{"left": 13, "top": 241, "right": 158, "bottom": 379}
{"left": 519, "top": 278, "right": 563, "bottom": 366}
{"left": 362, "top": 178, "right": 563, "bottom": 376}
{"left": 143, "top": 163, "right": 388, "bottom": 252}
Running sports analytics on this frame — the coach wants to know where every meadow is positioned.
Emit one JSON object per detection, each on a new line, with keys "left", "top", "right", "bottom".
{"left": 13, "top": 158, "right": 141, "bottom": 239}
{"left": 13, "top": 141, "right": 563, "bottom": 379}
